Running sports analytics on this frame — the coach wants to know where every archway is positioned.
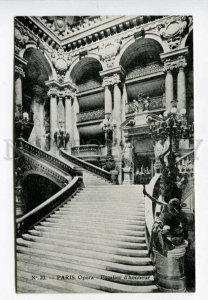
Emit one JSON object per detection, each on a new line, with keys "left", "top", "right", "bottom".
{"left": 21, "top": 173, "right": 61, "bottom": 213}
{"left": 22, "top": 48, "right": 52, "bottom": 148}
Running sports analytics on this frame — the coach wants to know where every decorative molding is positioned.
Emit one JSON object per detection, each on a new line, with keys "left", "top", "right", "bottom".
{"left": 99, "top": 38, "right": 121, "bottom": 69}
{"left": 51, "top": 47, "right": 72, "bottom": 82}
{"left": 77, "top": 108, "right": 105, "bottom": 123}
{"left": 163, "top": 55, "right": 187, "bottom": 72}
{"left": 102, "top": 73, "right": 121, "bottom": 87}
{"left": 14, "top": 21, "right": 37, "bottom": 55}
{"left": 157, "top": 16, "right": 190, "bottom": 49}
{"left": 15, "top": 65, "right": 25, "bottom": 78}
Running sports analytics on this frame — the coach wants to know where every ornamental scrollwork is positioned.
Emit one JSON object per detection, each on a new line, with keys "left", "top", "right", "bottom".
{"left": 51, "top": 47, "right": 72, "bottom": 82}
{"left": 157, "top": 16, "right": 189, "bottom": 49}
{"left": 163, "top": 56, "right": 187, "bottom": 72}
{"left": 99, "top": 38, "right": 121, "bottom": 69}
{"left": 14, "top": 22, "right": 37, "bottom": 55}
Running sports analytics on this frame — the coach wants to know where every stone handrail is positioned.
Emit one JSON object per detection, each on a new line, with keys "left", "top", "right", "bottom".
{"left": 61, "top": 150, "right": 112, "bottom": 182}
{"left": 16, "top": 176, "right": 83, "bottom": 236}
{"left": 17, "top": 138, "right": 78, "bottom": 177}
{"left": 126, "top": 63, "right": 163, "bottom": 80}
{"left": 77, "top": 108, "right": 105, "bottom": 123}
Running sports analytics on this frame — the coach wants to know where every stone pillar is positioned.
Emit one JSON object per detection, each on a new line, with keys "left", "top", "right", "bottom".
{"left": 72, "top": 94, "right": 80, "bottom": 146}
{"left": 113, "top": 75, "right": 122, "bottom": 143}
{"left": 177, "top": 57, "right": 187, "bottom": 111}
{"left": 103, "top": 77, "right": 112, "bottom": 117}
{"left": 48, "top": 87, "right": 59, "bottom": 155}
{"left": 28, "top": 85, "right": 45, "bottom": 149}
{"left": 14, "top": 65, "right": 25, "bottom": 119}
{"left": 57, "top": 96, "right": 65, "bottom": 130}
{"left": 122, "top": 83, "right": 128, "bottom": 123}
{"left": 164, "top": 68, "right": 174, "bottom": 112}
{"left": 65, "top": 92, "right": 73, "bottom": 150}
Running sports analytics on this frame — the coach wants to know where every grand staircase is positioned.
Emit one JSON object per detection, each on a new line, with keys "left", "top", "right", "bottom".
{"left": 16, "top": 166, "right": 158, "bottom": 293}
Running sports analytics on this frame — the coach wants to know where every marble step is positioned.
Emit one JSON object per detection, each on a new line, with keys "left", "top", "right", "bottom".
{"left": 17, "top": 270, "right": 101, "bottom": 293}
{"left": 57, "top": 207, "right": 145, "bottom": 216}
{"left": 34, "top": 225, "right": 146, "bottom": 242}
{"left": 39, "top": 222, "right": 146, "bottom": 237}
{"left": 49, "top": 214, "right": 145, "bottom": 226}
{"left": 17, "top": 238, "right": 149, "bottom": 262}
{"left": 17, "top": 277, "right": 57, "bottom": 293}
{"left": 17, "top": 257, "right": 155, "bottom": 286}
{"left": 21, "top": 234, "right": 148, "bottom": 256}
{"left": 28, "top": 229, "right": 146, "bottom": 250}
{"left": 17, "top": 245, "right": 153, "bottom": 271}
{"left": 17, "top": 261, "right": 158, "bottom": 292}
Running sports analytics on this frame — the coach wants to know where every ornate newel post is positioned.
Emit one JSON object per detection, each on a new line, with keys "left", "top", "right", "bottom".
{"left": 47, "top": 86, "right": 59, "bottom": 155}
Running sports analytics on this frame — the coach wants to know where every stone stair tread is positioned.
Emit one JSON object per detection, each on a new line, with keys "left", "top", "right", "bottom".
{"left": 21, "top": 234, "right": 148, "bottom": 256}
{"left": 17, "top": 277, "right": 57, "bottom": 293}
{"left": 17, "top": 252, "right": 155, "bottom": 283}
{"left": 17, "top": 270, "right": 102, "bottom": 293}
{"left": 17, "top": 245, "right": 153, "bottom": 271}
{"left": 17, "top": 238, "right": 149, "bottom": 262}
{"left": 28, "top": 229, "right": 146, "bottom": 249}
{"left": 17, "top": 260, "right": 156, "bottom": 292}
{"left": 34, "top": 225, "right": 146, "bottom": 242}
{"left": 39, "top": 221, "right": 146, "bottom": 234}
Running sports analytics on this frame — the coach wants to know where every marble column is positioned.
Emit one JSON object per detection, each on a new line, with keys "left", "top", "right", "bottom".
{"left": 103, "top": 77, "right": 112, "bottom": 117}
{"left": 177, "top": 58, "right": 187, "bottom": 111}
{"left": 48, "top": 87, "right": 59, "bottom": 154}
{"left": 14, "top": 65, "right": 25, "bottom": 118}
{"left": 65, "top": 91, "right": 73, "bottom": 151}
{"left": 113, "top": 75, "right": 122, "bottom": 144}
{"left": 122, "top": 83, "right": 128, "bottom": 123}
{"left": 165, "top": 69, "right": 174, "bottom": 112}
{"left": 57, "top": 96, "right": 65, "bottom": 130}
{"left": 72, "top": 94, "right": 80, "bottom": 146}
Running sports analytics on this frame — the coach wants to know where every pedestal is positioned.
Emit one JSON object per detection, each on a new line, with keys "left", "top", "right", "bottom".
{"left": 153, "top": 241, "right": 188, "bottom": 292}
{"left": 122, "top": 167, "right": 133, "bottom": 185}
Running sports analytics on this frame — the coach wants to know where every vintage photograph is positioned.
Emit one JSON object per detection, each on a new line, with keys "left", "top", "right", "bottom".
{"left": 14, "top": 15, "right": 194, "bottom": 293}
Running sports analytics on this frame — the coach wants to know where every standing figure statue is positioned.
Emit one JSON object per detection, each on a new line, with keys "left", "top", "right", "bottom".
{"left": 122, "top": 138, "right": 133, "bottom": 168}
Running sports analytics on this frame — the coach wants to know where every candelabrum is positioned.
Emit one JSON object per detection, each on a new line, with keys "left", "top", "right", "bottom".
{"left": 147, "top": 107, "right": 194, "bottom": 154}
{"left": 54, "top": 121, "right": 70, "bottom": 150}
{"left": 101, "top": 116, "right": 117, "bottom": 156}
{"left": 15, "top": 106, "right": 34, "bottom": 141}
{"left": 146, "top": 107, "right": 194, "bottom": 203}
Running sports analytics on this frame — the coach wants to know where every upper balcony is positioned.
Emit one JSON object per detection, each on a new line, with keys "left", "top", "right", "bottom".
{"left": 77, "top": 108, "right": 105, "bottom": 124}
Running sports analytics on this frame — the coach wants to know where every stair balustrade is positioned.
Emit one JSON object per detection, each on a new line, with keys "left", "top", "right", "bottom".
{"left": 17, "top": 138, "right": 79, "bottom": 176}
{"left": 16, "top": 176, "right": 83, "bottom": 236}
{"left": 61, "top": 150, "right": 112, "bottom": 182}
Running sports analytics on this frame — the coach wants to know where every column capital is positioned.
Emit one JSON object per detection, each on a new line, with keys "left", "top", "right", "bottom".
{"left": 15, "top": 55, "right": 27, "bottom": 78}
{"left": 102, "top": 73, "right": 122, "bottom": 87}
{"left": 47, "top": 87, "right": 59, "bottom": 97}
{"left": 15, "top": 65, "right": 25, "bottom": 78}
{"left": 163, "top": 55, "right": 187, "bottom": 72}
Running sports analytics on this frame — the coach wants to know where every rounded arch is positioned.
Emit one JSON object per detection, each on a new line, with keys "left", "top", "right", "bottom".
{"left": 118, "top": 37, "right": 164, "bottom": 72}
{"left": 20, "top": 43, "right": 56, "bottom": 80}
{"left": 21, "top": 170, "right": 63, "bottom": 188}
{"left": 67, "top": 54, "right": 104, "bottom": 82}
{"left": 180, "top": 26, "right": 193, "bottom": 49}
{"left": 68, "top": 56, "right": 104, "bottom": 92}
{"left": 115, "top": 34, "right": 166, "bottom": 68}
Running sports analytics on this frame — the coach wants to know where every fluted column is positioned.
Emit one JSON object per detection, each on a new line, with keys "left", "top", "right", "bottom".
{"left": 164, "top": 64, "right": 174, "bottom": 111}
{"left": 102, "top": 77, "right": 112, "bottom": 118}
{"left": 177, "top": 57, "right": 187, "bottom": 111}
{"left": 14, "top": 65, "right": 25, "bottom": 118}
{"left": 48, "top": 87, "right": 59, "bottom": 154}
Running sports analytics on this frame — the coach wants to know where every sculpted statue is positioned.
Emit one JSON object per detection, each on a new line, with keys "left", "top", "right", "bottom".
{"left": 143, "top": 185, "right": 188, "bottom": 256}
{"left": 122, "top": 139, "right": 133, "bottom": 168}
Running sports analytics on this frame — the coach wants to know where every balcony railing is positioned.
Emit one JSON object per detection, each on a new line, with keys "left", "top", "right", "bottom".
{"left": 71, "top": 144, "right": 105, "bottom": 157}
{"left": 126, "top": 95, "right": 165, "bottom": 115}
{"left": 126, "top": 63, "right": 164, "bottom": 80}
{"left": 77, "top": 108, "right": 105, "bottom": 123}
